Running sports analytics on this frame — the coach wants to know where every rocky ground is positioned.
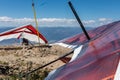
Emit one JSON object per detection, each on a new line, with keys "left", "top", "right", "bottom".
{"left": 0, "top": 44, "right": 72, "bottom": 79}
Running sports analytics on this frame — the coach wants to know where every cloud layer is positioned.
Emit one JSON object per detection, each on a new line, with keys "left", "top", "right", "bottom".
{"left": 0, "top": 16, "right": 113, "bottom": 27}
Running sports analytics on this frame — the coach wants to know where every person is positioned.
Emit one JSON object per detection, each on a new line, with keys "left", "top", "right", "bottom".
{"left": 22, "top": 38, "right": 29, "bottom": 45}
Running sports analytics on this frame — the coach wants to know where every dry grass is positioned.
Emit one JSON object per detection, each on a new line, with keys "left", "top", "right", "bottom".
{"left": 0, "top": 44, "right": 72, "bottom": 79}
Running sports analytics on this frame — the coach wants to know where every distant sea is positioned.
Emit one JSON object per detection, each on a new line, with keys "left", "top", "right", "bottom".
{"left": 0, "top": 27, "right": 93, "bottom": 45}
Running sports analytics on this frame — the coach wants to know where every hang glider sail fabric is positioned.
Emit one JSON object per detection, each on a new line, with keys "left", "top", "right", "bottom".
{"left": 45, "top": 21, "right": 120, "bottom": 80}
{"left": 0, "top": 24, "right": 48, "bottom": 44}
{"left": 55, "top": 21, "right": 120, "bottom": 48}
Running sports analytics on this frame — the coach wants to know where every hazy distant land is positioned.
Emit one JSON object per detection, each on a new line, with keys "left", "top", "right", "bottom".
{"left": 0, "top": 27, "right": 93, "bottom": 45}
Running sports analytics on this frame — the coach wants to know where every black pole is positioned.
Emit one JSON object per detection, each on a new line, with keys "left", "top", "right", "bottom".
{"left": 23, "top": 50, "right": 74, "bottom": 77}
{"left": 68, "top": 1, "right": 90, "bottom": 40}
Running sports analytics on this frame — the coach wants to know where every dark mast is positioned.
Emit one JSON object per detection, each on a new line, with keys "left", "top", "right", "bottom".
{"left": 68, "top": 1, "right": 90, "bottom": 40}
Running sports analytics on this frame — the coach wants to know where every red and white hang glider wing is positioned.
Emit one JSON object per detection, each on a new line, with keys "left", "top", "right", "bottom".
{"left": 0, "top": 24, "right": 48, "bottom": 44}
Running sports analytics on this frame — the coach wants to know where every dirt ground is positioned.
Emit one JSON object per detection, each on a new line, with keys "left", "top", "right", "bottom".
{"left": 0, "top": 44, "right": 72, "bottom": 78}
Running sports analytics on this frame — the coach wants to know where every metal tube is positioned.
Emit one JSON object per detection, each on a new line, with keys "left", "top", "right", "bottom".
{"left": 23, "top": 50, "right": 74, "bottom": 77}
{"left": 68, "top": 1, "right": 90, "bottom": 40}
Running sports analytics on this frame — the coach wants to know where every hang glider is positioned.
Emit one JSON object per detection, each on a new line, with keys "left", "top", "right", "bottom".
{"left": 45, "top": 20, "right": 120, "bottom": 80}
{"left": 0, "top": 24, "right": 48, "bottom": 44}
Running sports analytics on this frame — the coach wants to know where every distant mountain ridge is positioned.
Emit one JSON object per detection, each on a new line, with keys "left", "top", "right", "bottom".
{"left": 0, "top": 27, "right": 93, "bottom": 44}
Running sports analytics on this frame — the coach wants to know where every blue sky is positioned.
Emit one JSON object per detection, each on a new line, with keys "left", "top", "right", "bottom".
{"left": 0, "top": 0, "right": 120, "bottom": 27}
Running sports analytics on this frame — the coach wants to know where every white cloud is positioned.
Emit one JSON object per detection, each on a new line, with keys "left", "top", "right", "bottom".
{"left": 83, "top": 20, "right": 95, "bottom": 24}
{"left": 0, "top": 16, "right": 113, "bottom": 27}
{"left": 0, "top": 16, "right": 13, "bottom": 22}
{"left": 0, "top": 17, "right": 78, "bottom": 27}
{"left": 99, "top": 18, "right": 107, "bottom": 21}
{"left": 98, "top": 18, "right": 113, "bottom": 26}
{"left": 38, "top": 18, "right": 78, "bottom": 27}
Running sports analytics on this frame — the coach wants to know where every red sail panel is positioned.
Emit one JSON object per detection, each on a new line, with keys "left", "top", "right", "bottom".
{"left": 59, "top": 21, "right": 120, "bottom": 45}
